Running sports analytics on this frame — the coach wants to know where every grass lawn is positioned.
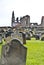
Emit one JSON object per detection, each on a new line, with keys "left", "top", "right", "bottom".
{"left": 25, "top": 38, "right": 44, "bottom": 65}
{"left": 0, "top": 39, "right": 6, "bottom": 58}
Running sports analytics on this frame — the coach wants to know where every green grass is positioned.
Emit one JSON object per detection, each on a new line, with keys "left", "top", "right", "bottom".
{"left": 0, "top": 39, "right": 6, "bottom": 58}
{"left": 25, "top": 38, "right": 44, "bottom": 65}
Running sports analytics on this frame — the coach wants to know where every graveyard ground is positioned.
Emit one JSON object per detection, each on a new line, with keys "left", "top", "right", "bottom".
{"left": 0, "top": 38, "right": 44, "bottom": 65}
{"left": 25, "top": 38, "right": 44, "bottom": 65}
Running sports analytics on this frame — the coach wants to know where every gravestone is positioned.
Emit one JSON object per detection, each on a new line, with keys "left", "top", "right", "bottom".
{"left": 5, "top": 29, "right": 24, "bottom": 44}
{"left": 5, "top": 29, "right": 13, "bottom": 38}
{"left": 1, "top": 39, "right": 27, "bottom": 65}
{"left": 41, "top": 37, "right": 44, "bottom": 41}
{"left": 41, "top": 33, "right": 44, "bottom": 41}
{"left": 34, "top": 32, "right": 41, "bottom": 40}
{"left": 19, "top": 32, "right": 26, "bottom": 44}
{"left": 5, "top": 28, "right": 26, "bottom": 44}
{"left": 26, "top": 32, "right": 31, "bottom": 40}
{"left": 35, "top": 34, "right": 40, "bottom": 40}
{"left": 11, "top": 31, "right": 23, "bottom": 44}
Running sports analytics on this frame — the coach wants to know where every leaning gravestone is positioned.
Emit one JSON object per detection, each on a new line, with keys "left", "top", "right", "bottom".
{"left": 1, "top": 39, "right": 27, "bottom": 65}
{"left": 19, "top": 32, "right": 26, "bottom": 44}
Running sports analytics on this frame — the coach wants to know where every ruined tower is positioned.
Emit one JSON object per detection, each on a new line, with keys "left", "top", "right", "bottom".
{"left": 41, "top": 16, "right": 44, "bottom": 27}
{"left": 11, "top": 11, "right": 15, "bottom": 27}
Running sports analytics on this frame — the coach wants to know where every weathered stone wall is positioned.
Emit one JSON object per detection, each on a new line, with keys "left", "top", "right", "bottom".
{"left": 20, "top": 15, "right": 30, "bottom": 27}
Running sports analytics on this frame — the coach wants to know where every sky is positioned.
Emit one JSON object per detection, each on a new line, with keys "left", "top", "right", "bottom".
{"left": 0, "top": 0, "right": 44, "bottom": 26}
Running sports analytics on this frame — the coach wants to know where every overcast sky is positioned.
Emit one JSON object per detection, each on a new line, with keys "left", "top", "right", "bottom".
{"left": 0, "top": 0, "right": 44, "bottom": 26}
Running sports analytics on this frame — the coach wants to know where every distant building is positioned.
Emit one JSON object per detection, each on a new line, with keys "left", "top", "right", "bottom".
{"left": 20, "top": 15, "right": 30, "bottom": 27}
{"left": 41, "top": 16, "right": 44, "bottom": 27}
{"left": 30, "top": 23, "right": 38, "bottom": 27}
{"left": 11, "top": 11, "right": 44, "bottom": 33}
{"left": 11, "top": 11, "right": 30, "bottom": 27}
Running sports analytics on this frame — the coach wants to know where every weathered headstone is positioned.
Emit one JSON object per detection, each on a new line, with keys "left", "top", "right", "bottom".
{"left": 35, "top": 33, "right": 41, "bottom": 40}
{"left": 19, "top": 32, "right": 26, "bottom": 44}
{"left": 35, "top": 34, "right": 40, "bottom": 40}
{"left": 41, "top": 37, "right": 44, "bottom": 41}
{"left": 5, "top": 29, "right": 24, "bottom": 44}
{"left": 5, "top": 28, "right": 26, "bottom": 44}
{"left": 41, "top": 33, "right": 44, "bottom": 41}
{"left": 1, "top": 39, "right": 27, "bottom": 65}
{"left": 11, "top": 31, "right": 23, "bottom": 44}
{"left": 26, "top": 32, "right": 31, "bottom": 40}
